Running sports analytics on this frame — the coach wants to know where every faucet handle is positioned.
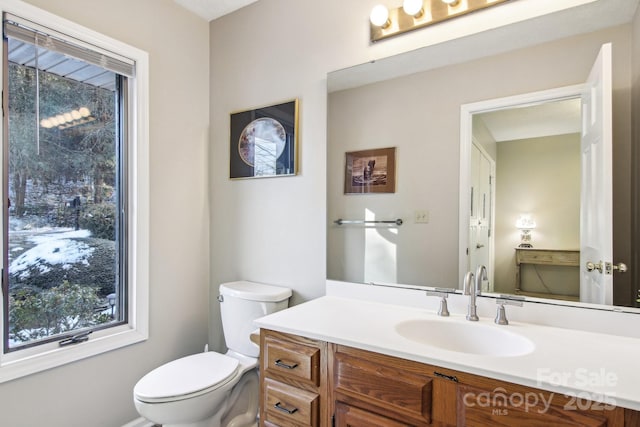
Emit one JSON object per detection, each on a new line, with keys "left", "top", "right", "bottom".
{"left": 495, "top": 296, "right": 524, "bottom": 325}
{"left": 426, "top": 288, "right": 455, "bottom": 317}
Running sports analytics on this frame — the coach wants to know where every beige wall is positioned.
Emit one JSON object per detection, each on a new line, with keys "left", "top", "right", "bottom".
{"left": 324, "top": 25, "right": 631, "bottom": 292}
{"left": 0, "top": 1, "right": 210, "bottom": 426}
{"left": 494, "top": 134, "right": 581, "bottom": 295}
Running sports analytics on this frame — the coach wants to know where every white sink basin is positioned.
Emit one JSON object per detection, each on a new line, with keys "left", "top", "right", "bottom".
{"left": 395, "top": 319, "right": 535, "bottom": 357}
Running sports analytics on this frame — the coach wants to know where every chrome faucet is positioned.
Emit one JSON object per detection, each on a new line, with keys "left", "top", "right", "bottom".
{"left": 464, "top": 265, "right": 487, "bottom": 321}
{"left": 463, "top": 271, "right": 478, "bottom": 321}
{"left": 475, "top": 265, "right": 487, "bottom": 295}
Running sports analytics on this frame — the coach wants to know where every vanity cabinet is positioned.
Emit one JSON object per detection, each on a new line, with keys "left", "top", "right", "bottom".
{"left": 260, "top": 330, "right": 328, "bottom": 427}
{"left": 456, "top": 382, "right": 621, "bottom": 426}
{"left": 331, "top": 344, "right": 456, "bottom": 426}
{"left": 259, "top": 329, "right": 637, "bottom": 427}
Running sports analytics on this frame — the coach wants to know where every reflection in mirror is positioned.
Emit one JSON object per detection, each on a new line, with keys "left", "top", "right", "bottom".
{"left": 327, "top": 0, "right": 640, "bottom": 312}
{"left": 467, "top": 94, "right": 583, "bottom": 302}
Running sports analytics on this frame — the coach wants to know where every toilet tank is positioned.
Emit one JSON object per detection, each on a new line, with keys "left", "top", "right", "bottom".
{"left": 219, "top": 281, "right": 292, "bottom": 358}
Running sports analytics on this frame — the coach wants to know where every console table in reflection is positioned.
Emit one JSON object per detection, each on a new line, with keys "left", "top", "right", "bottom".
{"left": 515, "top": 248, "right": 580, "bottom": 294}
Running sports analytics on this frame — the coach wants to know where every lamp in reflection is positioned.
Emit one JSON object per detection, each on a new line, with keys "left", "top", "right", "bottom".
{"left": 516, "top": 215, "right": 536, "bottom": 248}
{"left": 369, "top": 0, "right": 509, "bottom": 43}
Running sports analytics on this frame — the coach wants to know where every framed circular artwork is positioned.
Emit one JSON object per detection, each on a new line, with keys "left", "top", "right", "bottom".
{"left": 230, "top": 99, "right": 298, "bottom": 179}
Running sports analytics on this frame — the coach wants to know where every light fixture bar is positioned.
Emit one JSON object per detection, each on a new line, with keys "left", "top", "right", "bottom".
{"left": 370, "top": 0, "right": 511, "bottom": 43}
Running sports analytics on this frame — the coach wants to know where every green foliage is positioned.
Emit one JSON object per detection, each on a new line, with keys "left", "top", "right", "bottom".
{"left": 79, "top": 203, "right": 116, "bottom": 240}
{"left": 9, "top": 281, "right": 111, "bottom": 343}
{"left": 8, "top": 61, "right": 117, "bottom": 215}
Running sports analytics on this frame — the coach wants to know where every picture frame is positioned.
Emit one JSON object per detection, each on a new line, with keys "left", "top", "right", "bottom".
{"left": 344, "top": 147, "right": 396, "bottom": 194}
{"left": 229, "top": 99, "right": 299, "bottom": 179}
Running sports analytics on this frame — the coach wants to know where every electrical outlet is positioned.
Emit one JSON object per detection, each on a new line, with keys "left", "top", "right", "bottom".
{"left": 414, "top": 210, "right": 429, "bottom": 224}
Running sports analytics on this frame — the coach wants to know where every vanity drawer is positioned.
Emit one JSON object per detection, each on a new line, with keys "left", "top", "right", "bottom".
{"left": 264, "top": 378, "right": 320, "bottom": 427}
{"left": 263, "top": 334, "right": 321, "bottom": 386}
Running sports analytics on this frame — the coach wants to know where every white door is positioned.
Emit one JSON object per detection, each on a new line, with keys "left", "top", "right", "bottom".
{"left": 580, "top": 43, "right": 613, "bottom": 305}
{"left": 469, "top": 142, "right": 494, "bottom": 291}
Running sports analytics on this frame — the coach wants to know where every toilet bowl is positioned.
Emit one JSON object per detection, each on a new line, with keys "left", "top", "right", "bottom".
{"left": 133, "top": 281, "right": 292, "bottom": 427}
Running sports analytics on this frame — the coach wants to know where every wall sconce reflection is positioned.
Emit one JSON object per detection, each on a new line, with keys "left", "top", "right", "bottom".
{"left": 516, "top": 215, "right": 536, "bottom": 248}
{"left": 369, "top": 0, "right": 510, "bottom": 43}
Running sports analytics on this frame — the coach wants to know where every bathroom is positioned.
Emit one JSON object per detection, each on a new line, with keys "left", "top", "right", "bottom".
{"left": 0, "top": 0, "right": 639, "bottom": 426}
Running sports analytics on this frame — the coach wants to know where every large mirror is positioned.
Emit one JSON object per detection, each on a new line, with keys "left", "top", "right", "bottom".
{"left": 326, "top": 0, "right": 640, "bottom": 311}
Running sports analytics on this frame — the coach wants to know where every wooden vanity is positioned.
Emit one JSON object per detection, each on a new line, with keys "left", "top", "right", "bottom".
{"left": 260, "top": 329, "right": 640, "bottom": 427}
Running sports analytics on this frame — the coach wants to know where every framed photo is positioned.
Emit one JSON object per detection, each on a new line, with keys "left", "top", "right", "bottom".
{"left": 344, "top": 147, "right": 396, "bottom": 194}
{"left": 230, "top": 99, "right": 298, "bottom": 179}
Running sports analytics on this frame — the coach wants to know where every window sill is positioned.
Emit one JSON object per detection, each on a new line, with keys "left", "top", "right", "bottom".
{"left": 0, "top": 325, "right": 147, "bottom": 383}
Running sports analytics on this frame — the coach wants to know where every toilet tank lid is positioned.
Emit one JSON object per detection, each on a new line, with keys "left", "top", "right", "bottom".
{"left": 219, "top": 281, "right": 292, "bottom": 302}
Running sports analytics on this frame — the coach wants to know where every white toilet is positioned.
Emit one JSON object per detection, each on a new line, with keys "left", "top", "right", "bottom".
{"left": 133, "top": 281, "right": 292, "bottom": 427}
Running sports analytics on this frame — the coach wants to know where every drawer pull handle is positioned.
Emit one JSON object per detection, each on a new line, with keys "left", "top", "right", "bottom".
{"left": 275, "top": 359, "right": 298, "bottom": 369}
{"left": 274, "top": 402, "right": 298, "bottom": 415}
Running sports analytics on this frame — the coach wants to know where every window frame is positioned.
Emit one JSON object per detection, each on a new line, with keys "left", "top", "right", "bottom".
{"left": 0, "top": 0, "right": 149, "bottom": 383}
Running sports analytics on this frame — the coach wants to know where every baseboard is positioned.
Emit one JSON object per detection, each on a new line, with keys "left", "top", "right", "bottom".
{"left": 121, "top": 417, "right": 154, "bottom": 427}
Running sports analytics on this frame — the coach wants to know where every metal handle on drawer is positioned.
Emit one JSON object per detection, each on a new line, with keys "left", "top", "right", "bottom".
{"left": 274, "top": 359, "right": 298, "bottom": 369}
{"left": 274, "top": 402, "right": 298, "bottom": 415}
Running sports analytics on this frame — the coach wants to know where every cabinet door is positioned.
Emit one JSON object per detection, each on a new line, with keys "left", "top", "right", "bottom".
{"left": 335, "top": 402, "right": 410, "bottom": 427}
{"left": 458, "top": 384, "right": 611, "bottom": 427}
{"left": 331, "top": 344, "right": 458, "bottom": 426}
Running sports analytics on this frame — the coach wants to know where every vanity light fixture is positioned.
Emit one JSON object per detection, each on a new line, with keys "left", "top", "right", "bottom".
{"left": 370, "top": 0, "right": 510, "bottom": 43}
{"left": 516, "top": 215, "right": 536, "bottom": 248}
{"left": 402, "top": 0, "right": 424, "bottom": 18}
{"left": 40, "top": 107, "right": 94, "bottom": 130}
{"left": 370, "top": 4, "right": 391, "bottom": 29}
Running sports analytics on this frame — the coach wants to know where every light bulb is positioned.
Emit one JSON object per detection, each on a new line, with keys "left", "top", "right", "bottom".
{"left": 79, "top": 107, "right": 91, "bottom": 117}
{"left": 370, "top": 5, "right": 390, "bottom": 28}
{"left": 403, "top": 0, "right": 423, "bottom": 17}
{"left": 442, "top": 0, "right": 460, "bottom": 6}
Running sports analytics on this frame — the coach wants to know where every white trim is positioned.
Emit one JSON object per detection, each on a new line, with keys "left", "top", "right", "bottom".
{"left": 0, "top": 0, "right": 149, "bottom": 383}
{"left": 458, "top": 84, "right": 584, "bottom": 284}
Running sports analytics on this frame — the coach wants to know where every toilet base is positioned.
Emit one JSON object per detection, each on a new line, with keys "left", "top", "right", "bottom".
{"left": 153, "top": 369, "right": 259, "bottom": 427}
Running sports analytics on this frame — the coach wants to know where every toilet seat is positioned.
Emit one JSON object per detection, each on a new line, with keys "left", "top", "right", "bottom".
{"left": 134, "top": 352, "right": 239, "bottom": 404}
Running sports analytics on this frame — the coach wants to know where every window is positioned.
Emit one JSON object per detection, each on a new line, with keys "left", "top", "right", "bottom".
{"left": 0, "top": 1, "right": 148, "bottom": 382}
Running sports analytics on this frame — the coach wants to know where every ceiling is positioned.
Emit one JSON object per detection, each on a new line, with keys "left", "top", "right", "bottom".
{"left": 475, "top": 98, "right": 582, "bottom": 143}
{"left": 174, "top": 0, "right": 259, "bottom": 21}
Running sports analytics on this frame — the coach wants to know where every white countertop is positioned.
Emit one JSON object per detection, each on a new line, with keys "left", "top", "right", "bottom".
{"left": 255, "top": 295, "right": 640, "bottom": 411}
